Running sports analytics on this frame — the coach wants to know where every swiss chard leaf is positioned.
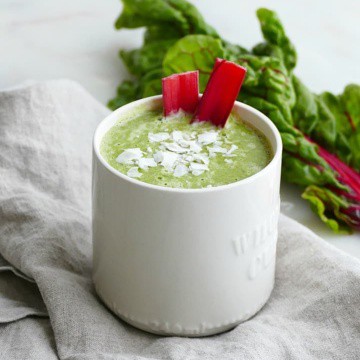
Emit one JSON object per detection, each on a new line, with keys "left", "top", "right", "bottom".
{"left": 108, "top": 69, "right": 164, "bottom": 110}
{"left": 163, "top": 35, "right": 224, "bottom": 91}
{"left": 222, "top": 40, "right": 249, "bottom": 62}
{"left": 302, "top": 185, "right": 351, "bottom": 234}
{"left": 144, "top": 26, "right": 182, "bottom": 44}
{"left": 115, "top": 0, "right": 218, "bottom": 37}
{"left": 120, "top": 40, "right": 176, "bottom": 76}
{"left": 253, "top": 8, "right": 297, "bottom": 71}
{"left": 293, "top": 76, "right": 360, "bottom": 172}
{"left": 108, "top": 80, "right": 141, "bottom": 111}
{"left": 115, "top": 0, "right": 189, "bottom": 33}
{"left": 166, "top": 0, "right": 218, "bottom": 37}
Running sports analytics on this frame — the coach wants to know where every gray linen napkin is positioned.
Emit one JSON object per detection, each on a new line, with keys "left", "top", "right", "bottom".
{"left": 0, "top": 81, "right": 360, "bottom": 360}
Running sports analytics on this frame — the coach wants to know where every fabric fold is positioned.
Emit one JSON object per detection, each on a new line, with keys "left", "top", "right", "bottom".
{"left": 0, "top": 271, "right": 48, "bottom": 323}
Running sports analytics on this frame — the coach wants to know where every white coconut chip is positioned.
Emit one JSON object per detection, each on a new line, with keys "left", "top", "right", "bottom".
{"left": 192, "top": 170, "right": 205, "bottom": 176}
{"left": 197, "top": 131, "right": 218, "bottom": 145}
{"left": 187, "top": 141, "right": 202, "bottom": 153}
{"left": 227, "top": 144, "right": 238, "bottom": 154}
{"left": 189, "top": 162, "right": 209, "bottom": 172}
{"left": 153, "top": 151, "right": 163, "bottom": 163}
{"left": 171, "top": 131, "right": 184, "bottom": 143}
{"left": 174, "top": 164, "right": 189, "bottom": 177}
{"left": 208, "top": 145, "right": 227, "bottom": 154}
{"left": 148, "top": 132, "right": 170, "bottom": 142}
{"left": 116, "top": 148, "right": 143, "bottom": 164}
{"left": 161, "top": 151, "right": 179, "bottom": 170}
{"left": 138, "top": 158, "right": 157, "bottom": 170}
{"left": 192, "top": 153, "right": 209, "bottom": 165}
{"left": 127, "top": 167, "right": 142, "bottom": 178}
{"left": 185, "top": 155, "right": 194, "bottom": 162}
{"left": 164, "top": 142, "right": 189, "bottom": 154}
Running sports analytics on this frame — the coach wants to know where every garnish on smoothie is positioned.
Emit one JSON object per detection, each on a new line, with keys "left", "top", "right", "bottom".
{"left": 193, "top": 59, "right": 247, "bottom": 127}
{"left": 101, "top": 59, "right": 271, "bottom": 188}
{"left": 162, "top": 70, "right": 199, "bottom": 116}
{"left": 100, "top": 109, "right": 271, "bottom": 188}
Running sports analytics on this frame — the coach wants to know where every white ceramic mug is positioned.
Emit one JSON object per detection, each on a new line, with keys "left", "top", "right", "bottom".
{"left": 92, "top": 95, "right": 282, "bottom": 337}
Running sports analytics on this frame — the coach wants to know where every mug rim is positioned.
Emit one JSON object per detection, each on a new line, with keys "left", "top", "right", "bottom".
{"left": 93, "top": 95, "right": 282, "bottom": 194}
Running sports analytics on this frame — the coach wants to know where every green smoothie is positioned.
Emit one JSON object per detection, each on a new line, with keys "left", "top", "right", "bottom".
{"left": 100, "top": 106, "right": 272, "bottom": 189}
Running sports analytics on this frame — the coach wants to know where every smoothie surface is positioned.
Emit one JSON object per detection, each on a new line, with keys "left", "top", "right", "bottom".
{"left": 100, "top": 107, "right": 272, "bottom": 189}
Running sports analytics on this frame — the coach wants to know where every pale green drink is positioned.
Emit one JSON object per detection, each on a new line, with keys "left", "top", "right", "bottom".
{"left": 100, "top": 106, "right": 272, "bottom": 189}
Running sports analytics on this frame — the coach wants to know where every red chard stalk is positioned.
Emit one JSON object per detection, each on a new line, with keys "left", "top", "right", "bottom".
{"left": 162, "top": 70, "right": 199, "bottom": 116}
{"left": 192, "top": 58, "right": 247, "bottom": 127}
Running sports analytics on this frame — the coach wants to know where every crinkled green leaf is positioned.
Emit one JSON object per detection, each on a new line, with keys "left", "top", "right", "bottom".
{"left": 108, "top": 80, "right": 141, "bottom": 111}
{"left": 140, "top": 69, "right": 163, "bottom": 97}
{"left": 222, "top": 40, "right": 249, "bottom": 62}
{"left": 302, "top": 185, "right": 351, "bottom": 233}
{"left": 115, "top": 0, "right": 189, "bottom": 33}
{"left": 254, "top": 8, "right": 297, "bottom": 70}
{"left": 108, "top": 69, "right": 164, "bottom": 110}
{"left": 144, "top": 26, "right": 182, "bottom": 44}
{"left": 115, "top": 0, "right": 218, "bottom": 37}
{"left": 293, "top": 77, "right": 360, "bottom": 172}
{"left": 166, "top": 0, "right": 218, "bottom": 37}
{"left": 323, "top": 84, "right": 360, "bottom": 171}
{"left": 120, "top": 40, "right": 176, "bottom": 76}
{"left": 163, "top": 35, "right": 224, "bottom": 91}
{"left": 236, "top": 55, "right": 296, "bottom": 130}
{"left": 282, "top": 153, "right": 344, "bottom": 189}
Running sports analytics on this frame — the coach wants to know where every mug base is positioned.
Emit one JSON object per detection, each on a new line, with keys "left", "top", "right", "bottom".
{"left": 95, "top": 279, "right": 273, "bottom": 337}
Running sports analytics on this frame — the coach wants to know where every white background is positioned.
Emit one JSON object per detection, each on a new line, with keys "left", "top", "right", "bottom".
{"left": 1, "top": 0, "right": 359, "bottom": 257}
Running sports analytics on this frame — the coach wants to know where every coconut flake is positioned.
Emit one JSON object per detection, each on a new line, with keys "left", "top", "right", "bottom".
{"left": 138, "top": 158, "right": 157, "bottom": 170}
{"left": 147, "top": 146, "right": 153, "bottom": 153}
{"left": 192, "top": 153, "right": 209, "bottom": 165}
{"left": 188, "top": 141, "right": 202, "bottom": 153}
{"left": 198, "top": 131, "right": 218, "bottom": 145}
{"left": 225, "top": 159, "right": 233, "bottom": 164}
{"left": 192, "top": 170, "right": 204, "bottom": 176}
{"left": 189, "top": 162, "right": 209, "bottom": 172}
{"left": 116, "top": 148, "right": 143, "bottom": 164}
{"left": 227, "top": 144, "right": 238, "bottom": 154}
{"left": 164, "top": 142, "right": 189, "bottom": 154}
{"left": 153, "top": 151, "right": 164, "bottom": 163}
{"left": 148, "top": 132, "right": 170, "bottom": 142}
{"left": 127, "top": 167, "right": 142, "bottom": 178}
{"left": 172, "top": 131, "right": 184, "bottom": 143}
{"left": 161, "top": 151, "right": 179, "bottom": 169}
{"left": 223, "top": 153, "right": 236, "bottom": 158}
{"left": 174, "top": 164, "right": 189, "bottom": 177}
{"left": 208, "top": 145, "right": 227, "bottom": 154}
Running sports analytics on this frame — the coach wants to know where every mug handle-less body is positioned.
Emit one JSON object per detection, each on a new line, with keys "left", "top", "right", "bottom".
{"left": 92, "top": 96, "right": 282, "bottom": 337}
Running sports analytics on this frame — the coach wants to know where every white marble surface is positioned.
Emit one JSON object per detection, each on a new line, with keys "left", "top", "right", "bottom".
{"left": 1, "top": 0, "right": 359, "bottom": 257}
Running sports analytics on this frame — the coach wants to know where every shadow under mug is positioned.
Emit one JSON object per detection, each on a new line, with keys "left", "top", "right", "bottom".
{"left": 92, "top": 95, "right": 282, "bottom": 337}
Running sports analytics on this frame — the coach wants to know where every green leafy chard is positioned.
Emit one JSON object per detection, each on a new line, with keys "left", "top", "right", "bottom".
{"left": 163, "top": 35, "right": 224, "bottom": 91}
{"left": 109, "top": 0, "right": 218, "bottom": 111}
{"left": 109, "top": 0, "right": 360, "bottom": 233}
{"left": 253, "top": 8, "right": 297, "bottom": 71}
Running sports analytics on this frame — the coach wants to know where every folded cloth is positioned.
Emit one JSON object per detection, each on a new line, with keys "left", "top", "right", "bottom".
{"left": 0, "top": 81, "right": 360, "bottom": 360}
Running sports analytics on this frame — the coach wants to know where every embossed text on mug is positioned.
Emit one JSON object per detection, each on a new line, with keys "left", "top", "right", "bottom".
{"left": 231, "top": 207, "right": 279, "bottom": 280}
